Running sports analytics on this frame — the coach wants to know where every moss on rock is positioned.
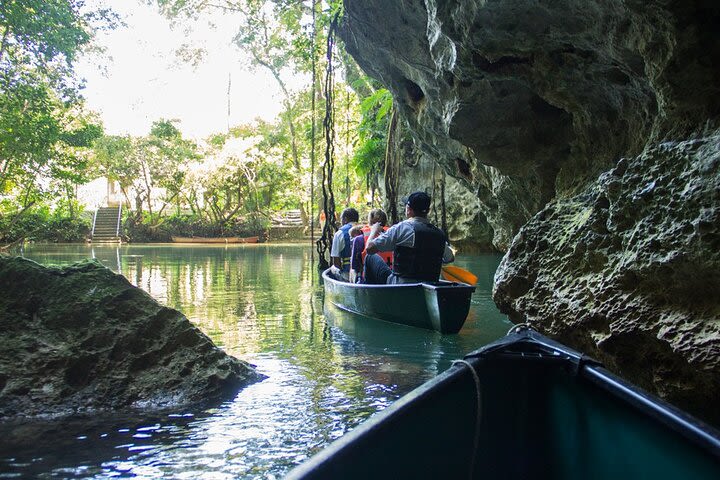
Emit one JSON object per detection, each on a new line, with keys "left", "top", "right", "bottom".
{"left": 0, "top": 257, "right": 265, "bottom": 419}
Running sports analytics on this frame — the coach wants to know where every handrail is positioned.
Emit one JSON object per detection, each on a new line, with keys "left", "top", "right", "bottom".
{"left": 115, "top": 204, "right": 122, "bottom": 238}
{"left": 91, "top": 209, "right": 98, "bottom": 237}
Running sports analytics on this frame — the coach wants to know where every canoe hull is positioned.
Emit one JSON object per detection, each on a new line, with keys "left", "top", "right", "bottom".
{"left": 287, "top": 327, "right": 720, "bottom": 479}
{"left": 170, "top": 236, "right": 259, "bottom": 244}
{"left": 322, "top": 268, "right": 475, "bottom": 333}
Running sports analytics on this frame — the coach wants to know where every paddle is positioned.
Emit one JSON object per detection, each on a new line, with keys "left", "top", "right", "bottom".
{"left": 441, "top": 265, "right": 478, "bottom": 285}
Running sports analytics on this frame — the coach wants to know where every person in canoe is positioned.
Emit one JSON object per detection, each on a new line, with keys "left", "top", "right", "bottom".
{"left": 363, "top": 191, "right": 454, "bottom": 284}
{"left": 330, "top": 208, "right": 360, "bottom": 281}
{"left": 349, "top": 208, "right": 393, "bottom": 283}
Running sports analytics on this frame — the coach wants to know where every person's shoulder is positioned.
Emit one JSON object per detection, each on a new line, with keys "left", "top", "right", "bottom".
{"left": 396, "top": 219, "right": 417, "bottom": 229}
{"left": 383, "top": 222, "right": 402, "bottom": 233}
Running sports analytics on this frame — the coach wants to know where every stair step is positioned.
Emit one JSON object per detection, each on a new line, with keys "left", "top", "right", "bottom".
{"left": 93, "top": 207, "right": 122, "bottom": 240}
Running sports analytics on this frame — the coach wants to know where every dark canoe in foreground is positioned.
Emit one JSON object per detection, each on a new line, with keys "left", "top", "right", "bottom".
{"left": 322, "top": 268, "right": 476, "bottom": 334}
{"left": 287, "top": 326, "right": 720, "bottom": 480}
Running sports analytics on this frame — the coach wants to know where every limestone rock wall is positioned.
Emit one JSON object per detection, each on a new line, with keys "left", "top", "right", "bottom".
{"left": 382, "top": 117, "right": 496, "bottom": 250}
{"left": 340, "top": 0, "right": 720, "bottom": 250}
{"left": 340, "top": 0, "right": 720, "bottom": 422}
{"left": 0, "top": 257, "right": 264, "bottom": 419}
{"left": 494, "top": 132, "right": 720, "bottom": 424}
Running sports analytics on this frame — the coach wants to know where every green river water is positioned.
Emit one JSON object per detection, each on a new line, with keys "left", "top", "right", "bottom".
{"left": 0, "top": 243, "right": 511, "bottom": 479}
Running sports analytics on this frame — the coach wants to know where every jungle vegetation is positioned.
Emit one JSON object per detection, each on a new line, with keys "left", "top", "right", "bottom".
{"left": 0, "top": 0, "right": 393, "bottom": 244}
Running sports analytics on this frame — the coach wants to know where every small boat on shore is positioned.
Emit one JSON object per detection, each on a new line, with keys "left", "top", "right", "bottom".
{"left": 170, "top": 236, "right": 259, "bottom": 244}
{"left": 322, "top": 268, "right": 475, "bottom": 334}
{"left": 287, "top": 326, "right": 720, "bottom": 479}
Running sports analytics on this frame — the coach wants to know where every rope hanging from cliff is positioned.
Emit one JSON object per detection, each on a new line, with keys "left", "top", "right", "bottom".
{"left": 431, "top": 163, "right": 447, "bottom": 234}
{"left": 315, "top": 15, "right": 339, "bottom": 269}
{"left": 384, "top": 106, "right": 400, "bottom": 224}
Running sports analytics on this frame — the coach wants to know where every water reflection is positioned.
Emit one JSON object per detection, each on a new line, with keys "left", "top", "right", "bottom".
{"left": 3, "top": 243, "right": 511, "bottom": 478}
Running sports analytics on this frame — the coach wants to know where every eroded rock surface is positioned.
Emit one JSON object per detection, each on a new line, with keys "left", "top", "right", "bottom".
{"left": 0, "top": 257, "right": 264, "bottom": 419}
{"left": 340, "top": 0, "right": 720, "bottom": 249}
{"left": 382, "top": 117, "right": 496, "bottom": 251}
{"left": 494, "top": 133, "right": 720, "bottom": 423}
{"left": 341, "top": 0, "right": 720, "bottom": 423}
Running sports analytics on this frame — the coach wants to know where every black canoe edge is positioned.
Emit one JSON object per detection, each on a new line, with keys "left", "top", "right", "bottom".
{"left": 466, "top": 324, "right": 720, "bottom": 457}
{"left": 286, "top": 326, "right": 720, "bottom": 479}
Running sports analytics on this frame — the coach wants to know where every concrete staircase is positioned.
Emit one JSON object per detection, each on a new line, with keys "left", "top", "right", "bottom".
{"left": 268, "top": 210, "right": 308, "bottom": 240}
{"left": 270, "top": 209, "right": 304, "bottom": 228}
{"left": 91, "top": 206, "right": 122, "bottom": 243}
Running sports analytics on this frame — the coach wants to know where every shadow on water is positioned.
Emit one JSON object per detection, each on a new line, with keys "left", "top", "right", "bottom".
{"left": 2, "top": 244, "right": 510, "bottom": 478}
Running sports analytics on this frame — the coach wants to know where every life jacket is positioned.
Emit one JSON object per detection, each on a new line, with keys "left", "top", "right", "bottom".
{"left": 360, "top": 225, "right": 393, "bottom": 267}
{"left": 339, "top": 223, "right": 354, "bottom": 272}
{"left": 392, "top": 221, "right": 447, "bottom": 282}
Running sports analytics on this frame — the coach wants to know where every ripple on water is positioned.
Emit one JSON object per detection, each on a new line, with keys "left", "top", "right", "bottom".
{"left": 4, "top": 245, "right": 510, "bottom": 479}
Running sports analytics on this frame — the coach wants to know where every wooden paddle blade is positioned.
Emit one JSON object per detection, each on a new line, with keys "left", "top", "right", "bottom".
{"left": 441, "top": 265, "right": 478, "bottom": 285}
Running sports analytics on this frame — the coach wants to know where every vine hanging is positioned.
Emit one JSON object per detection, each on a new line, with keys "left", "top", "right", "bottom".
{"left": 315, "top": 15, "right": 339, "bottom": 269}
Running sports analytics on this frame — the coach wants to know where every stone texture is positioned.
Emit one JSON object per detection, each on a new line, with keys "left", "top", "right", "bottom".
{"left": 340, "top": 0, "right": 720, "bottom": 250}
{"left": 381, "top": 117, "right": 496, "bottom": 251}
{"left": 493, "top": 133, "right": 720, "bottom": 424}
{"left": 0, "top": 257, "right": 264, "bottom": 419}
{"left": 340, "top": 0, "right": 720, "bottom": 423}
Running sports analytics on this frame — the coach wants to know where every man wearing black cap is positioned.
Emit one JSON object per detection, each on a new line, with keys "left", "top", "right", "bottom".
{"left": 364, "top": 191, "right": 454, "bottom": 284}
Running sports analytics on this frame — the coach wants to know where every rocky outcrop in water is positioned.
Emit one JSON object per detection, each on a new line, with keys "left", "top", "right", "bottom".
{"left": 340, "top": 0, "right": 720, "bottom": 422}
{"left": 340, "top": 0, "right": 720, "bottom": 250}
{"left": 493, "top": 133, "right": 720, "bottom": 423}
{"left": 0, "top": 257, "right": 264, "bottom": 419}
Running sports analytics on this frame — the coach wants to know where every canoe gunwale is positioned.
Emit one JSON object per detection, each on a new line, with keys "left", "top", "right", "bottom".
{"left": 286, "top": 328, "right": 720, "bottom": 479}
{"left": 322, "top": 268, "right": 475, "bottom": 291}
{"left": 286, "top": 352, "right": 473, "bottom": 479}
{"left": 584, "top": 365, "right": 720, "bottom": 454}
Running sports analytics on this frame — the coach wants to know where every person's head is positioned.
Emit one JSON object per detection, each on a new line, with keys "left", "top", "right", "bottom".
{"left": 404, "top": 191, "right": 431, "bottom": 218}
{"left": 349, "top": 225, "right": 363, "bottom": 237}
{"left": 367, "top": 208, "right": 388, "bottom": 226}
{"left": 340, "top": 208, "right": 359, "bottom": 225}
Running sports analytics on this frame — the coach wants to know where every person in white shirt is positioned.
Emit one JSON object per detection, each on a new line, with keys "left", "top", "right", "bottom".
{"left": 329, "top": 208, "right": 359, "bottom": 280}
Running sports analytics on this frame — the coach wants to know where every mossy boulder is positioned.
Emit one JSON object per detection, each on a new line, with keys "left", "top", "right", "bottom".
{"left": 0, "top": 257, "right": 264, "bottom": 419}
{"left": 493, "top": 133, "right": 720, "bottom": 425}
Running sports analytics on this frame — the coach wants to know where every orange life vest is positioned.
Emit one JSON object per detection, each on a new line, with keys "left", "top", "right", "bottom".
{"left": 361, "top": 225, "right": 393, "bottom": 267}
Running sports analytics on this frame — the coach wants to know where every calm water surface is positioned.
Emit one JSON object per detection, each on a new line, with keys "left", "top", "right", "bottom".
{"left": 1, "top": 243, "right": 510, "bottom": 479}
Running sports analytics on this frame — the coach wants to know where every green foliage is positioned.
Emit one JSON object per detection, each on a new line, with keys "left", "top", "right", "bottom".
{"left": 351, "top": 87, "right": 392, "bottom": 176}
{"left": 1, "top": 0, "right": 91, "bottom": 64}
{"left": 123, "top": 211, "right": 268, "bottom": 242}
{"left": 0, "top": 204, "right": 91, "bottom": 243}
{"left": 90, "top": 135, "right": 138, "bottom": 207}
{"left": 149, "top": 118, "right": 182, "bottom": 139}
{"left": 90, "top": 119, "right": 198, "bottom": 218}
{"left": 0, "top": 0, "right": 116, "bottom": 237}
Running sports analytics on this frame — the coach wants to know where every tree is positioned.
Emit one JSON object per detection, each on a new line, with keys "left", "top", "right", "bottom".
{"left": 91, "top": 134, "right": 138, "bottom": 208}
{"left": 144, "top": 119, "right": 198, "bottom": 216}
{"left": 92, "top": 119, "right": 198, "bottom": 218}
{"left": 0, "top": 0, "right": 116, "bottom": 221}
{"left": 150, "top": 1, "right": 380, "bottom": 221}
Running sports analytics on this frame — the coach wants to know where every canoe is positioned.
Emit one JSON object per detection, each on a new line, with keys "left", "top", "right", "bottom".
{"left": 170, "top": 236, "right": 259, "bottom": 244}
{"left": 287, "top": 326, "right": 720, "bottom": 480}
{"left": 322, "top": 267, "right": 476, "bottom": 334}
